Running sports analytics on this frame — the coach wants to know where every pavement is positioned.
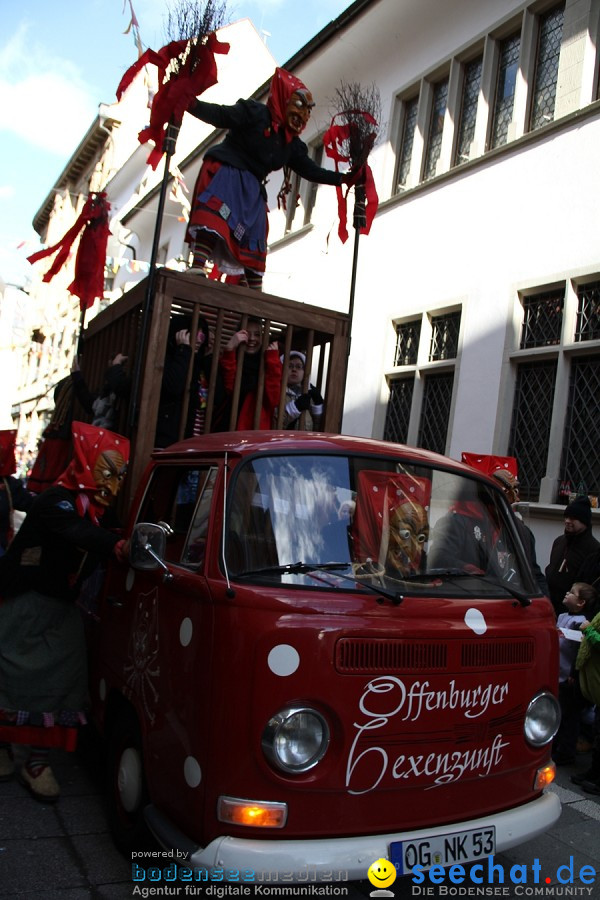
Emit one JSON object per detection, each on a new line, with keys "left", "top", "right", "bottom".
{"left": 0, "top": 738, "right": 599, "bottom": 899}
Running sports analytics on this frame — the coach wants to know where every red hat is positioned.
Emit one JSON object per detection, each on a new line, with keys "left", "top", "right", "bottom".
{"left": 55, "top": 422, "right": 130, "bottom": 521}
{"left": 0, "top": 429, "right": 17, "bottom": 477}
{"left": 267, "top": 67, "right": 311, "bottom": 139}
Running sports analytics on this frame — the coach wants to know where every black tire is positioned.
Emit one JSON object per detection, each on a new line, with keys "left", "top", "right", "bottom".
{"left": 106, "top": 704, "right": 154, "bottom": 854}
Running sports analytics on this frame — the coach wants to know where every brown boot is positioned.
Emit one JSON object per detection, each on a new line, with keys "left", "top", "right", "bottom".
{"left": 19, "top": 765, "right": 60, "bottom": 802}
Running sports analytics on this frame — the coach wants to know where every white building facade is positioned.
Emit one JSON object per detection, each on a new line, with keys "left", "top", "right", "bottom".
{"left": 256, "top": 0, "right": 600, "bottom": 562}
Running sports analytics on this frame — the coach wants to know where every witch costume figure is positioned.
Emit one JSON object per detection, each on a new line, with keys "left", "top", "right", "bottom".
{"left": 185, "top": 67, "right": 348, "bottom": 289}
{"left": 0, "top": 422, "right": 129, "bottom": 801}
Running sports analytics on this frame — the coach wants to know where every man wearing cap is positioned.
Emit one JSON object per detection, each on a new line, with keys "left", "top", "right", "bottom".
{"left": 546, "top": 496, "right": 599, "bottom": 617}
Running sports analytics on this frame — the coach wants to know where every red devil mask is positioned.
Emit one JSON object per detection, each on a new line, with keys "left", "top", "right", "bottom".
{"left": 353, "top": 470, "right": 432, "bottom": 574}
{"left": 267, "top": 67, "right": 314, "bottom": 141}
{"left": 0, "top": 430, "right": 17, "bottom": 478}
{"left": 55, "top": 422, "right": 130, "bottom": 522}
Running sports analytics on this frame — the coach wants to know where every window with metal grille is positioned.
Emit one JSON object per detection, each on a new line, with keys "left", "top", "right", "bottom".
{"left": 394, "top": 320, "right": 420, "bottom": 366}
{"left": 491, "top": 33, "right": 521, "bottom": 148}
{"left": 454, "top": 56, "right": 483, "bottom": 165}
{"left": 508, "top": 360, "right": 557, "bottom": 501}
{"left": 520, "top": 290, "right": 564, "bottom": 348}
{"left": 423, "top": 79, "right": 449, "bottom": 180}
{"left": 429, "top": 311, "right": 461, "bottom": 361}
{"left": 575, "top": 282, "right": 600, "bottom": 342}
{"left": 560, "top": 356, "right": 600, "bottom": 495}
{"left": 384, "top": 378, "right": 414, "bottom": 444}
{"left": 529, "top": 5, "right": 564, "bottom": 130}
{"left": 417, "top": 372, "right": 454, "bottom": 453}
{"left": 395, "top": 96, "right": 419, "bottom": 191}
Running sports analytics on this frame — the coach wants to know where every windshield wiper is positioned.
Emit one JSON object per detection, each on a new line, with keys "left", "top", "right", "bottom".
{"left": 420, "top": 568, "right": 531, "bottom": 606}
{"left": 235, "top": 561, "right": 404, "bottom": 605}
{"left": 477, "top": 574, "right": 531, "bottom": 607}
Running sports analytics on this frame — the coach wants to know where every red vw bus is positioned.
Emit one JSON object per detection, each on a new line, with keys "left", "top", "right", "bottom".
{"left": 88, "top": 432, "right": 560, "bottom": 882}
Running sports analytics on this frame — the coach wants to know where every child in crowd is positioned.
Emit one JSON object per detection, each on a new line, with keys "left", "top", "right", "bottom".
{"left": 276, "top": 351, "right": 324, "bottom": 430}
{"left": 553, "top": 582, "right": 597, "bottom": 765}
{"left": 571, "top": 602, "right": 600, "bottom": 793}
{"left": 218, "top": 317, "right": 281, "bottom": 430}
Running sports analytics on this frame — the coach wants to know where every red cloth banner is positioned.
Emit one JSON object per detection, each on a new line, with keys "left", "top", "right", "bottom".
{"left": 27, "top": 193, "right": 111, "bottom": 311}
{"left": 116, "top": 32, "right": 230, "bottom": 169}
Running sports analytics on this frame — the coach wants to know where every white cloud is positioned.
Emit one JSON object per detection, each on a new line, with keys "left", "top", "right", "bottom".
{"left": 0, "top": 23, "right": 97, "bottom": 157}
{"left": 0, "top": 185, "right": 15, "bottom": 199}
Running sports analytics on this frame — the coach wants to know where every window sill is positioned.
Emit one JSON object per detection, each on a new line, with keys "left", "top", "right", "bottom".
{"left": 515, "top": 502, "right": 600, "bottom": 520}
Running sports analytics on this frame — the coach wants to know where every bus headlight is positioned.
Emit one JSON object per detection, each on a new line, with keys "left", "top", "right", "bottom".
{"left": 262, "top": 705, "right": 330, "bottom": 773}
{"left": 524, "top": 692, "right": 560, "bottom": 746}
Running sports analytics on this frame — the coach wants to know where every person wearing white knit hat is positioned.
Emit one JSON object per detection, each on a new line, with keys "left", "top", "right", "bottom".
{"left": 276, "top": 351, "right": 324, "bottom": 431}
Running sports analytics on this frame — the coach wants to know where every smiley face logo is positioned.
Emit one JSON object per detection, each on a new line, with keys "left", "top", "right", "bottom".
{"left": 367, "top": 857, "right": 397, "bottom": 891}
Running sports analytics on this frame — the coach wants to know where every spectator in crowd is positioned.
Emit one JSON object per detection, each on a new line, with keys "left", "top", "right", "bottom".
{"left": 553, "top": 582, "right": 598, "bottom": 765}
{"left": 571, "top": 604, "right": 600, "bottom": 794}
{"left": 155, "top": 314, "right": 212, "bottom": 448}
{"left": 491, "top": 469, "right": 548, "bottom": 595}
{"left": 576, "top": 544, "right": 600, "bottom": 592}
{"left": 0, "top": 423, "right": 130, "bottom": 801}
{"left": 546, "top": 496, "right": 599, "bottom": 617}
{"left": 0, "top": 429, "right": 35, "bottom": 556}
{"left": 218, "top": 317, "right": 281, "bottom": 430}
{"left": 428, "top": 481, "right": 498, "bottom": 574}
{"left": 71, "top": 353, "right": 130, "bottom": 431}
{"left": 275, "top": 351, "right": 324, "bottom": 430}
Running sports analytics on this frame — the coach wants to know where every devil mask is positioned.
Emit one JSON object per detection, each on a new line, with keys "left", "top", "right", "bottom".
{"left": 55, "top": 421, "right": 130, "bottom": 521}
{"left": 267, "top": 67, "right": 314, "bottom": 140}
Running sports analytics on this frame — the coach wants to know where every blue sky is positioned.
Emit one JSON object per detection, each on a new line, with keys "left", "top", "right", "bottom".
{"left": 0, "top": 0, "right": 351, "bottom": 286}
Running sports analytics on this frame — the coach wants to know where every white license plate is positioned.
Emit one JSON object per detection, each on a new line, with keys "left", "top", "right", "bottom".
{"left": 390, "top": 826, "right": 496, "bottom": 875}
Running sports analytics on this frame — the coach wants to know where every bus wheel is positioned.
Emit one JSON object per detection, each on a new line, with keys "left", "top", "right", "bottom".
{"left": 106, "top": 705, "right": 153, "bottom": 853}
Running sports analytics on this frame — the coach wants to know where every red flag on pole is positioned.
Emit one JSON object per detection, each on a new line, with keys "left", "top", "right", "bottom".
{"left": 27, "top": 192, "right": 111, "bottom": 311}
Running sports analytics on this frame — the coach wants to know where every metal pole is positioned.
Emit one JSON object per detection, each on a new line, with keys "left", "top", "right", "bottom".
{"left": 76, "top": 308, "right": 87, "bottom": 359}
{"left": 342, "top": 179, "right": 366, "bottom": 403}
{"left": 347, "top": 179, "right": 366, "bottom": 347}
{"left": 127, "top": 121, "right": 179, "bottom": 433}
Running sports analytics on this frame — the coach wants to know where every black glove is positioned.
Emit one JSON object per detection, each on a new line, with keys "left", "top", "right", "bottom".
{"left": 294, "top": 392, "right": 312, "bottom": 412}
{"left": 309, "top": 385, "right": 324, "bottom": 405}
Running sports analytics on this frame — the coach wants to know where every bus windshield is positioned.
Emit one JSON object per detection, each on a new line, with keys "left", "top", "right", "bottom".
{"left": 225, "top": 453, "right": 538, "bottom": 600}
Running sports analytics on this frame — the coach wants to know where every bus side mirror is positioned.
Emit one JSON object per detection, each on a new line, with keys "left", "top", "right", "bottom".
{"left": 131, "top": 522, "right": 168, "bottom": 571}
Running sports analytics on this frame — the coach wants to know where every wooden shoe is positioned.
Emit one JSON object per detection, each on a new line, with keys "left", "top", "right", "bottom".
{"left": 0, "top": 747, "right": 15, "bottom": 781}
{"left": 19, "top": 765, "right": 60, "bottom": 802}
